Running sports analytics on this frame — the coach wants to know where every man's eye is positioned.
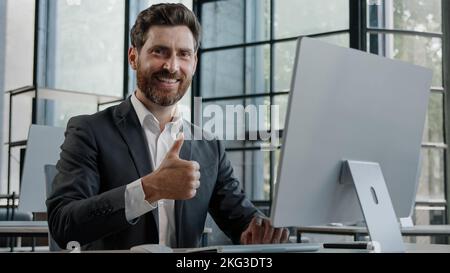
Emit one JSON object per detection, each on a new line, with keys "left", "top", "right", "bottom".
{"left": 153, "top": 48, "right": 164, "bottom": 55}
{"left": 180, "top": 51, "right": 191, "bottom": 58}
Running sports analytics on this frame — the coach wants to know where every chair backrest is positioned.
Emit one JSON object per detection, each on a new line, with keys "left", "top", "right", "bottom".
{"left": 0, "top": 207, "right": 32, "bottom": 221}
{"left": 18, "top": 125, "right": 65, "bottom": 213}
{"left": 44, "top": 164, "right": 62, "bottom": 252}
{"left": 44, "top": 165, "right": 58, "bottom": 198}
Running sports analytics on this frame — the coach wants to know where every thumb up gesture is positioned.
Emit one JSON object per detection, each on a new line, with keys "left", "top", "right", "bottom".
{"left": 141, "top": 133, "right": 201, "bottom": 202}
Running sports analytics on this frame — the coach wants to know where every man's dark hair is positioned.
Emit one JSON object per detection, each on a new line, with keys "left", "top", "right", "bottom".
{"left": 131, "top": 3, "right": 201, "bottom": 52}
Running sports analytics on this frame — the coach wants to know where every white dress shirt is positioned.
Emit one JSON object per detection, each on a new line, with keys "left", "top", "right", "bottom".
{"left": 124, "top": 92, "right": 183, "bottom": 247}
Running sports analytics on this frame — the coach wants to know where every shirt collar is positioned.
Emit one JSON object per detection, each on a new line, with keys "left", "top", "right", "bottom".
{"left": 130, "top": 92, "right": 183, "bottom": 132}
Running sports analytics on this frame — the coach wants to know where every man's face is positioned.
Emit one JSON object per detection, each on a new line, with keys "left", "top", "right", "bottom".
{"left": 132, "top": 25, "right": 197, "bottom": 106}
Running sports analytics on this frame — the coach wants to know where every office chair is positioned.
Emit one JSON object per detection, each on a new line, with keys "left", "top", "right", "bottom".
{"left": 44, "top": 164, "right": 62, "bottom": 252}
{"left": 0, "top": 195, "right": 33, "bottom": 250}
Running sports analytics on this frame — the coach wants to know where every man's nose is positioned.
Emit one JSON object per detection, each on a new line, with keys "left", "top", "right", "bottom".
{"left": 163, "top": 55, "right": 180, "bottom": 74}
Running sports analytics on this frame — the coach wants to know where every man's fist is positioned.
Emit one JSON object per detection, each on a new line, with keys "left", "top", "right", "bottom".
{"left": 141, "top": 133, "right": 201, "bottom": 202}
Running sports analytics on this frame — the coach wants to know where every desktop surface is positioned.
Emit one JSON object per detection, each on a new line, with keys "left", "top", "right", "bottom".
{"left": 297, "top": 224, "right": 450, "bottom": 236}
{"left": 178, "top": 243, "right": 450, "bottom": 253}
{"left": 0, "top": 221, "right": 48, "bottom": 236}
{"left": 178, "top": 243, "right": 321, "bottom": 253}
{"left": 13, "top": 242, "right": 449, "bottom": 253}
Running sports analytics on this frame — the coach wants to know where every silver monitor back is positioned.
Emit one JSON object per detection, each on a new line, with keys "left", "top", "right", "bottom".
{"left": 271, "top": 37, "right": 432, "bottom": 227}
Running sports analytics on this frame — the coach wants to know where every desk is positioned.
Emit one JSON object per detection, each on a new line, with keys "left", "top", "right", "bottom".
{"left": 317, "top": 243, "right": 450, "bottom": 253}
{"left": 0, "top": 221, "right": 48, "bottom": 237}
{"left": 297, "top": 225, "right": 450, "bottom": 242}
{"left": 88, "top": 243, "right": 450, "bottom": 253}
{"left": 24, "top": 241, "right": 450, "bottom": 253}
{"left": 0, "top": 221, "right": 48, "bottom": 252}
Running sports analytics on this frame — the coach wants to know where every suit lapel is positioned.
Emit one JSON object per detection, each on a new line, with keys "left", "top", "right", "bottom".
{"left": 175, "top": 121, "right": 193, "bottom": 247}
{"left": 113, "top": 98, "right": 159, "bottom": 232}
{"left": 113, "top": 98, "right": 153, "bottom": 177}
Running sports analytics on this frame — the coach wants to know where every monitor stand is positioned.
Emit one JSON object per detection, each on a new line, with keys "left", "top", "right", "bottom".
{"left": 340, "top": 160, "right": 405, "bottom": 253}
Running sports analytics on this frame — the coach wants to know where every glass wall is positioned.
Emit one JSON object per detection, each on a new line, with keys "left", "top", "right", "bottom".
{"left": 1, "top": 0, "right": 36, "bottom": 196}
{"left": 45, "top": 0, "right": 125, "bottom": 97}
{"left": 197, "top": 0, "right": 448, "bottom": 232}
{"left": 0, "top": 0, "right": 194, "bottom": 196}
{"left": 0, "top": 0, "right": 6, "bottom": 197}
{"left": 274, "top": 0, "right": 349, "bottom": 39}
{"left": 4, "top": 0, "right": 35, "bottom": 91}
{"left": 196, "top": 0, "right": 350, "bottom": 202}
{"left": 33, "top": 0, "right": 126, "bottom": 131}
{"left": 367, "top": 0, "right": 446, "bottom": 242}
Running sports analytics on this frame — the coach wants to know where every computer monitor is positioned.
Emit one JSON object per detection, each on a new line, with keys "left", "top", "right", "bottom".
{"left": 270, "top": 37, "right": 432, "bottom": 252}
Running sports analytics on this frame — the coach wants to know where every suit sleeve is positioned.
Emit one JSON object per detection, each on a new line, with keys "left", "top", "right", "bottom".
{"left": 46, "top": 116, "right": 131, "bottom": 248}
{"left": 208, "top": 140, "right": 262, "bottom": 244}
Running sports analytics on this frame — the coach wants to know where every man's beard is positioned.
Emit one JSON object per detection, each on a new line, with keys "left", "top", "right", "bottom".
{"left": 136, "top": 63, "right": 191, "bottom": 107}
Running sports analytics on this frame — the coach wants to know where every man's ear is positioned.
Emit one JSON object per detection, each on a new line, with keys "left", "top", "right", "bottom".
{"left": 129, "top": 47, "right": 138, "bottom": 70}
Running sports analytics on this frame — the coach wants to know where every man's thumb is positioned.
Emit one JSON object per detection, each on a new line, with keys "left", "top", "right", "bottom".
{"left": 167, "top": 133, "right": 184, "bottom": 158}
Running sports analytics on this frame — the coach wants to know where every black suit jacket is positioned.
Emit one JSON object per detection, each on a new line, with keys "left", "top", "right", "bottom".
{"left": 46, "top": 98, "right": 258, "bottom": 250}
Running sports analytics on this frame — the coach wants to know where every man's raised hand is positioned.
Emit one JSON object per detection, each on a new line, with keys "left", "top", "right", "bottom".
{"left": 141, "top": 133, "right": 201, "bottom": 202}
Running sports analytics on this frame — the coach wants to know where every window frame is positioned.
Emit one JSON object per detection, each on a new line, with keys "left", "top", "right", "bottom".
{"left": 193, "top": 0, "right": 351, "bottom": 204}
{"left": 363, "top": 1, "right": 447, "bottom": 228}
{"left": 443, "top": 0, "right": 450, "bottom": 225}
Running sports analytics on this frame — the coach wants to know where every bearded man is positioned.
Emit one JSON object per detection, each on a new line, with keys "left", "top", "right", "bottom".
{"left": 46, "top": 3, "right": 288, "bottom": 251}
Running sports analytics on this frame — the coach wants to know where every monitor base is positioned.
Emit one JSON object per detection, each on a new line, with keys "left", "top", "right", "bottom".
{"left": 340, "top": 160, "right": 405, "bottom": 253}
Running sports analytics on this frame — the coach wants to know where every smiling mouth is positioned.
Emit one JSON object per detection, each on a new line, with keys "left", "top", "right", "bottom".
{"left": 155, "top": 76, "right": 180, "bottom": 84}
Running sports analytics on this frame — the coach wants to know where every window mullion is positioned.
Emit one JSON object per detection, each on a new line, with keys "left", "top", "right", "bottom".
{"left": 442, "top": 0, "right": 450, "bottom": 225}
{"left": 349, "top": 0, "right": 367, "bottom": 50}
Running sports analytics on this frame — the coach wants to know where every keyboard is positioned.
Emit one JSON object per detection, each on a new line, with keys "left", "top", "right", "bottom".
{"left": 180, "top": 243, "right": 321, "bottom": 253}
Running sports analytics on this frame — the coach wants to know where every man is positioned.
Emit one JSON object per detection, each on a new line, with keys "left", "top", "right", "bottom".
{"left": 46, "top": 3, "right": 288, "bottom": 250}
